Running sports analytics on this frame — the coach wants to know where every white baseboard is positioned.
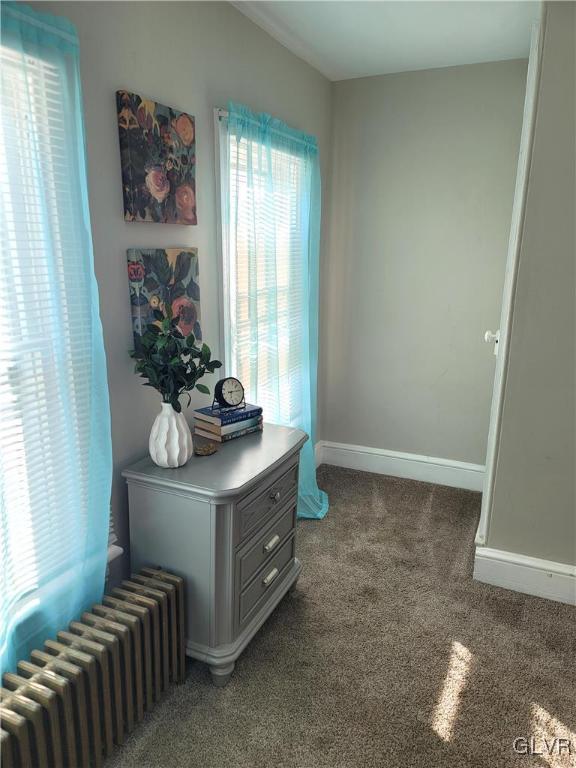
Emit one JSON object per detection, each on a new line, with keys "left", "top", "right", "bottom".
{"left": 474, "top": 547, "right": 576, "bottom": 605}
{"left": 315, "top": 440, "right": 484, "bottom": 492}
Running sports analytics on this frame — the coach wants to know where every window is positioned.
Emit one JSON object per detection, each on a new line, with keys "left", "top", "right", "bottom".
{"left": 219, "top": 111, "right": 309, "bottom": 426}
{"left": 217, "top": 102, "right": 328, "bottom": 519}
{"left": 0, "top": 5, "right": 112, "bottom": 673}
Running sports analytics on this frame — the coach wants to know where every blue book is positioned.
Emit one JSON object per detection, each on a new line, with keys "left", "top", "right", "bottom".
{"left": 195, "top": 422, "right": 263, "bottom": 443}
{"left": 193, "top": 403, "right": 262, "bottom": 426}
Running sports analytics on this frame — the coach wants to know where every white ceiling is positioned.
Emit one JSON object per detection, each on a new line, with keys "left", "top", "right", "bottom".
{"left": 233, "top": 1, "right": 541, "bottom": 81}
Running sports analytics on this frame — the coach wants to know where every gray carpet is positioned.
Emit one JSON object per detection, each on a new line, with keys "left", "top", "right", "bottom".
{"left": 108, "top": 465, "right": 576, "bottom": 768}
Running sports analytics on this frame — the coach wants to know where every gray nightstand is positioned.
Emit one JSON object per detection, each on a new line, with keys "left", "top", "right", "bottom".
{"left": 122, "top": 423, "right": 306, "bottom": 686}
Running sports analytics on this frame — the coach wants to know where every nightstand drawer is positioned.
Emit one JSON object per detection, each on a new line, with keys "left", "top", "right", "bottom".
{"left": 238, "top": 501, "right": 296, "bottom": 588}
{"left": 239, "top": 535, "right": 295, "bottom": 625}
{"left": 237, "top": 461, "right": 298, "bottom": 541}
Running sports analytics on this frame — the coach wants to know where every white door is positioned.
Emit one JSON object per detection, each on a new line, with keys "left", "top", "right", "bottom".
{"left": 476, "top": 14, "right": 545, "bottom": 546}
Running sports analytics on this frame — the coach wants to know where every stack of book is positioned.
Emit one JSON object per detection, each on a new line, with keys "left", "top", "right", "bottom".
{"left": 193, "top": 404, "right": 263, "bottom": 443}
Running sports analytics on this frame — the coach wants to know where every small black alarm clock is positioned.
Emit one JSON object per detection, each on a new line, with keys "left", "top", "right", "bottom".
{"left": 213, "top": 377, "right": 245, "bottom": 410}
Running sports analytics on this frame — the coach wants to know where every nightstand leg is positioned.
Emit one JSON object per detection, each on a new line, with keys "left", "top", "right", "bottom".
{"left": 289, "top": 576, "right": 300, "bottom": 595}
{"left": 209, "top": 662, "right": 235, "bottom": 687}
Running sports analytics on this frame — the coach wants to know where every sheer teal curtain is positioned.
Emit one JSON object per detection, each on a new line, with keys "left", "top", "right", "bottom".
{"left": 221, "top": 102, "right": 328, "bottom": 519}
{"left": 0, "top": 3, "right": 112, "bottom": 673}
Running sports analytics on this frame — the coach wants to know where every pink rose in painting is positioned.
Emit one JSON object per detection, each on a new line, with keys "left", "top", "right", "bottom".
{"left": 172, "top": 114, "right": 195, "bottom": 146}
{"left": 172, "top": 296, "right": 197, "bottom": 337}
{"left": 175, "top": 184, "right": 196, "bottom": 224}
{"left": 127, "top": 261, "right": 145, "bottom": 282}
{"left": 145, "top": 168, "right": 169, "bottom": 203}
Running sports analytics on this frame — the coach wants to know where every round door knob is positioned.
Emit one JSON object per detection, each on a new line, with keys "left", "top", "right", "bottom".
{"left": 270, "top": 491, "right": 281, "bottom": 502}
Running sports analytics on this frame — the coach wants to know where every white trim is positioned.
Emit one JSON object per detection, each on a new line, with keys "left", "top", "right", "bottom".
{"left": 230, "top": 1, "right": 334, "bottom": 80}
{"left": 476, "top": 13, "right": 545, "bottom": 546}
{"left": 474, "top": 547, "right": 576, "bottom": 605}
{"left": 315, "top": 440, "right": 484, "bottom": 492}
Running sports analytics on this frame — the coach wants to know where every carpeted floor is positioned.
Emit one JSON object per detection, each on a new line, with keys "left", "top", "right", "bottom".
{"left": 108, "top": 465, "right": 576, "bottom": 768}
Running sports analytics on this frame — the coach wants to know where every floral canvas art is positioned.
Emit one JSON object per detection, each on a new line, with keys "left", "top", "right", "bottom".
{"left": 127, "top": 248, "right": 202, "bottom": 351}
{"left": 117, "top": 90, "right": 197, "bottom": 224}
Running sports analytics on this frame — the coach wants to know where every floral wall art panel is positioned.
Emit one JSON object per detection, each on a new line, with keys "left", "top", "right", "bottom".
{"left": 127, "top": 248, "right": 201, "bottom": 351}
{"left": 116, "top": 90, "right": 197, "bottom": 224}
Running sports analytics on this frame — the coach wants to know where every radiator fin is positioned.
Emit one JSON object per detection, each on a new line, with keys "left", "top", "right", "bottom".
{"left": 102, "top": 596, "right": 153, "bottom": 711}
{"left": 43, "top": 639, "right": 104, "bottom": 768}
{"left": 140, "top": 568, "right": 186, "bottom": 683}
{"left": 1, "top": 687, "right": 49, "bottom": 768}
{"left": 2, "top": 568, "right": 185, "bottom": 768}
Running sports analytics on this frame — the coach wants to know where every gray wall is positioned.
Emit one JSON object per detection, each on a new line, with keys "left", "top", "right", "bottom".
{"left": 487, "top": 3, "right": 575, "bottom": 566}
{"left": 37, "top": 1, "right": 332, "bottom": 578}
{"left": 319, "top": 60, "right": 527, "bottom": 465}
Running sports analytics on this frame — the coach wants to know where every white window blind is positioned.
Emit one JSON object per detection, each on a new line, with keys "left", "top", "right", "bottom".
{"left": 217, "top": 103, "right": 328, "bottom": 519}
{"left": 0, "top": 29, "right": 111, "bottom": 671}
{"left": 219, "top": 120, "right": 307, "bottom": 426}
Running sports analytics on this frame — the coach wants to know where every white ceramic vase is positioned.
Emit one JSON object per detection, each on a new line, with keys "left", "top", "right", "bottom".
{"left": 149, "top": 403, "right": 193, "bottom": 468}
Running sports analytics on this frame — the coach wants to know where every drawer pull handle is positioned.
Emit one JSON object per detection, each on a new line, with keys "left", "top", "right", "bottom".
{"left": 264, "top": 534, "right": 280, "bottom": 553}
{"left": 263, "top": 567, "right": 279, "bottom": 587}
{"left": 270, "top": 491, "right": 281, "bottom": 502}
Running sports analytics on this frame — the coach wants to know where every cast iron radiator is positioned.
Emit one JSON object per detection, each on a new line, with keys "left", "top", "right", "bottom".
{"left": 0, "top": 567, "right": 185, "bottom": 768}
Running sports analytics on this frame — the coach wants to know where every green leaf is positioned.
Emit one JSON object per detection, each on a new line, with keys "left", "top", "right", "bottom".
{"left": 143, "top": 276, "right": 159, "bottom": 292}
{"left": 196, "top": 383, "right": 210, "bottom": 395}
{"left": 171, "top": 283, "right": 185, "bottom": 301}
{"left": 171, "top": 398, "right": 182, "bottom": 413}
{"left": 146, "top": 323, "right": 161, "bottom": 334}
{"left": 200, "top": 343, "right": 211, "bottom": 364}
{"left": 206, "top": 359, "right": 223, "bottom": 373}
{"left": 186, "top": 279, "right": 200, "bottom": 301}
{"left": 174, "top": 251, "right": 192, "bottom": 283}
{"left": 153, "top": 250, "right": 172, "bottom": 286}
{"left": 186, "top": 334, "right": 196, "bottom": 348}
{"left": 152, "top": 309, "right": 164, "bottom": 322}
{"left": 144, "top": 366, "right": 159, "bottom": 387}
{"left": 141, "top": 251, "right": 154, "bottom": 274}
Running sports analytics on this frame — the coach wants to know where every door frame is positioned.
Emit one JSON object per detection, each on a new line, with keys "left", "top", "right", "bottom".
{"left": 475, "top": 8, "right": 546, "bottom": 546}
